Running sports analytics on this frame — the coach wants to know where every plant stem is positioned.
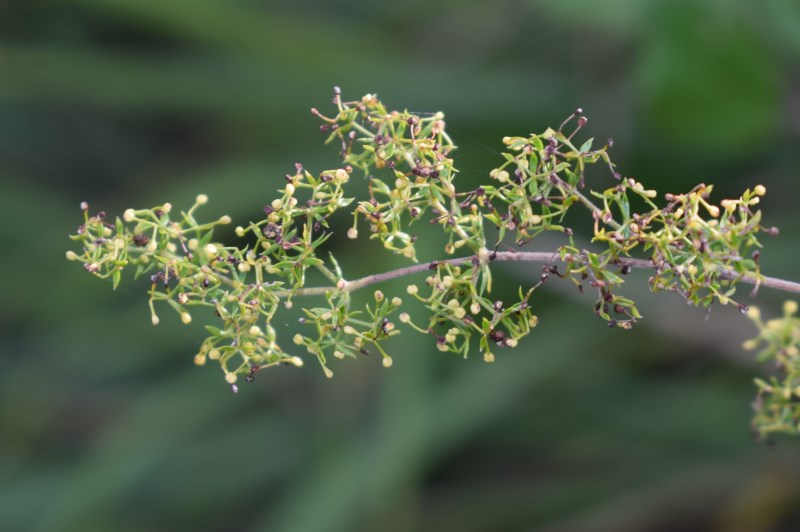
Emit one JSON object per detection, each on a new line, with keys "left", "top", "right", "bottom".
{"left": 274, "top": 251, "right": 800, "bottom": 298}
{"left": 570, "top": 189, "right": 622, "bottom": 231}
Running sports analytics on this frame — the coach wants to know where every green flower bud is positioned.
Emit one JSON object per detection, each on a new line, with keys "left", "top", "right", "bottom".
{"left": 742, "top": 339, "right": 759, "bottom": 351}
{"left": 335, "top": 168, "right": 349, "bottom": 183}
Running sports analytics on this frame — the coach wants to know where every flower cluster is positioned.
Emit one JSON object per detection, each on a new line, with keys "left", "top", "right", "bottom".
{"left": 67, "top": 89, "right": 800, "bottom": 436}
{"left": 313, "top": 88, "right": 486, "bottom": 260}
{"left": 745, "top": 302, "right": 800, "bottom": 438}
{"left": 485, "top": 121, "right": 776, "bottom": 327}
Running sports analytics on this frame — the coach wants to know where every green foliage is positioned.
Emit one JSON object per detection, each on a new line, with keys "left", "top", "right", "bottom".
{"left": 67, "top": 90, "right": 800, "bottom": 436}
{"left": 745, "top": 301, "right": 800, "bottom": 437}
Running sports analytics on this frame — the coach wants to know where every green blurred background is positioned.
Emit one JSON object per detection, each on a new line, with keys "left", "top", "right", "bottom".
{"left": 3, "top": 0, "right": 800, "bottom": 530}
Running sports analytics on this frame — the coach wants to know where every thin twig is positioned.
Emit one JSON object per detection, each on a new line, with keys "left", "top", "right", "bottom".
{"left": 273, "top": 251, "right": 800, "bottom": 298}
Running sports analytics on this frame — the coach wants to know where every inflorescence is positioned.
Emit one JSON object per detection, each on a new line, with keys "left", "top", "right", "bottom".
{"left": 68, "top": 88, "right": 800, "bottom": 435}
